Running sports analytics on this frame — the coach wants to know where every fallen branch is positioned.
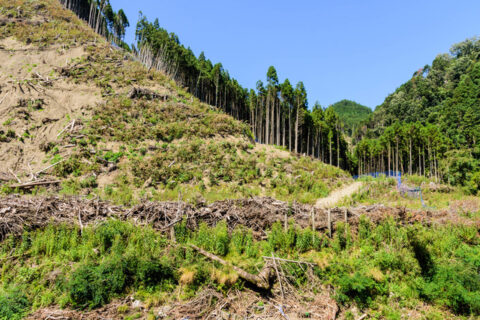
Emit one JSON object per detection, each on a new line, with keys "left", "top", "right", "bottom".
{"left": 10, "top": 180, "right": 61, "bottom": 189}
{"left": 190, "top": 244, "right": 273, "bottom": 290}
{"left": 262, "top": 256, "right": 316, "bottom": 267}
{"left": 0, "top": 91, "right": 10, "bottom": 105}
{"left": 8, "top": 168, "right": 21, "bottom": 184}
{"left": 272, "top": 253, "right": 285, "bottom": 301}
{"left": 35, "top": 160, "right": 65, "bottom": 176}
{"left": 56, "top": 120, "right": 74, "bottom": 138}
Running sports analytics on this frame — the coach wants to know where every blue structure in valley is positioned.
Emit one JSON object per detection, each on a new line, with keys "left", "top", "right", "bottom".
{"left": 353, "top": 171, "right": 431, "bottom": 208}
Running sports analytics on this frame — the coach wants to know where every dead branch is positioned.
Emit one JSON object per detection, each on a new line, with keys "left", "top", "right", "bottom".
{"left": 8, "top": 168, "right": 21, "bottom": 184}
{"left": 35, "top": 160, "right": 65, "bottom": 176}
{"left": 0, "top": 91, "right": 10, "bottom": 105}
{"left": 271, "top": 253, "right": 284, "bottom": 301}
{"left": 10, "top": 180, "right": 61, "bottom": 189}
{"left": 190, "top": 244, "right": 273, "bottom": 290}
{"left": 56, "top": 120, "right": 74, "bottom": 138}
{"left": 262, "top": 256, "right": 316, "bottom": 267}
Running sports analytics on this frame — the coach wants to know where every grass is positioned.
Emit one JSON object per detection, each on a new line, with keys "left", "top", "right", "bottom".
{"left": 0, "top": 0, "right": 97, "bottom": 46}
{"left": 0, "top": 216, "right": 479, "bottom": 318}
{"left": 339, "top": 175, "right": 479, "bottom": 210}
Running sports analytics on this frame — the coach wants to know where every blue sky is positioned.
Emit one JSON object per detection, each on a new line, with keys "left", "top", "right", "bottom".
{"left": 112, "top": 0, "right": 480, "bottom": 110}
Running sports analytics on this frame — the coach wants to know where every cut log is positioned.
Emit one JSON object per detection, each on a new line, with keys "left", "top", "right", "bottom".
{"left": 189, "top": 244, "right": 273, "bottom": 290}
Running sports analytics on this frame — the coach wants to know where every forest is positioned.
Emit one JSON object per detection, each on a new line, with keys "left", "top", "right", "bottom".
{"left": 353, "top": 38, "right": 480, "bottom": 194}
{"left": 63, "top": 0, "right": 480, "bottom": 194}
{"left": 134, "top": 15, "right": 351, "bottom": 169}
{"left": 59, "top": 0, "right": 130, "bottom": 49}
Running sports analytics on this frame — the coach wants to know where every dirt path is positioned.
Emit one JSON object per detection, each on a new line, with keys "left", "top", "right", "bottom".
{"left": 316, "top": 181, "right": 363, "bottom": 209}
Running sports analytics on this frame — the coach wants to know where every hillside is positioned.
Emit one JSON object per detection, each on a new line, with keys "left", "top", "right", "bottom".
{"left": 353, "top": 38, "right": 480, "bottom": 193}
{"left": 0, "top": 1, "right": 479, "bottom": 320}
{"left": 331, "top": 99, "right": 372, "bottom": 136}
{"left": 0, "top": 0, "right": 348, "bottom": 205}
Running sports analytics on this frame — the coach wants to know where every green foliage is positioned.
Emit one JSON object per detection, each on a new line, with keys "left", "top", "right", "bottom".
{"left": 354, "top": 37, "right": 480, "bottom": 186}
{"left": 1, "top": 217, "right": 480, "bottom": 317}
{"left": 331, "top": 99, "right": 372, "bottom": 136}
{"left": 336, "top": 271, "right": 386, "bottom": 307}
{"left": 68, "top": 257, "right": 127, "bottom": 309}
{"left": 0, "top": 289, "right": 30, "bottom": 320}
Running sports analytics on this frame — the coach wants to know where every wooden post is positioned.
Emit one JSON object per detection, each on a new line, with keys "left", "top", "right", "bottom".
{"left": 311, "top": 208, "right": 316, "bottom": 243}
{"left": 284, "top": 212, "right": 288, "bottom": 232}
{"left": 344, "top": 208, "right": 348, "bottom": 224}
{"left": 327, "top": 209, "right": 332, "bottom": 238}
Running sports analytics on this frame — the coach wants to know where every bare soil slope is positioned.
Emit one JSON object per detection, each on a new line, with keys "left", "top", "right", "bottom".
{"left": 0, "top": 37, "right": 100, "bottom": 175}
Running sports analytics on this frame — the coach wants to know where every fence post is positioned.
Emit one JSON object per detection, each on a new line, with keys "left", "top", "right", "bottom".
{"left": 327, "top": 209, "right": 332, "bottom": 238}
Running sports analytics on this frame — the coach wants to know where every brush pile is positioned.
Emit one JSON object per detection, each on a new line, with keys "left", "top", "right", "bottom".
{"left": 0, "top": 195, "right": 477, "bottom": 241}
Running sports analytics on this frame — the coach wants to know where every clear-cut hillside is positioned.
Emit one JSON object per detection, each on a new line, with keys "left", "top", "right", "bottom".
{"left": 0, "top": 0, "right": 349, "bottom": 204}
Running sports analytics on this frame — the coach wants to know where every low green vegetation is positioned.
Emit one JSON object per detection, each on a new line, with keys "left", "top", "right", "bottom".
{"left": 1, "top": 217, "right": 479, "bottom": 318}
{"left": 0, "top": 0, "right": 95, "bottom": 46}
{"left": 340, "top": 175, "right": 479, "bottom": 210}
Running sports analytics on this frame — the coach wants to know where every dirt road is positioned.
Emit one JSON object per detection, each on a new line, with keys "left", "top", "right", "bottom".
{"left": 315, "top": 181, "right": 363, "bottom": 209}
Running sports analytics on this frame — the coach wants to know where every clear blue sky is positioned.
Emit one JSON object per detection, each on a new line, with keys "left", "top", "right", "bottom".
{"left": 111, "top": 0, "right": 480, "bottom": 110}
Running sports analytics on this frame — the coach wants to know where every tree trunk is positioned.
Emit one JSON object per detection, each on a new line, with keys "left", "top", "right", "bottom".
{"left": 409, "top": 138, "right": 412, "bottom": 175}
{"left": 288, "top": 105, "right": 292, "bottom": 151}
{"left": 395, "top": 138, "right": 399, "bottom": 174}
{"left": 336, "top": 124, "right": 340, "bottom": 167}
{"left": 265, "top": 92, "right": 270, "bottom": 145}
{"left": 295, "top": 102, "right": 299, "bottom": 153}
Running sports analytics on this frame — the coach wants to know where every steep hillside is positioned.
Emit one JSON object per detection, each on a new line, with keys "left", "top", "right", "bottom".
{"left": 0, "top": 0, "right": 349, "bottom": 205}
{"left": 331, "top": 99, "right": 372, "bottom": 135}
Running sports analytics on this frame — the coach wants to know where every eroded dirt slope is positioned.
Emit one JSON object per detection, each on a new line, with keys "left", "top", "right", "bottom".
{"left": 0, "top": 37, "right": 100, "bottom": 175}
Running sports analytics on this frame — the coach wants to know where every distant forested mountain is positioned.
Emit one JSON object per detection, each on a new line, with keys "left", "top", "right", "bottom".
{"left": 330, "top": 99, "right": 371, "bottom": 136}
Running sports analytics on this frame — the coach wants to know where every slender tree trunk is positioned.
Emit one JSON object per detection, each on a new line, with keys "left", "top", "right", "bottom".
{"left": 395, "top": 138, "right": 399, "bottom": 174}
{"left": 387, "top": 142, "right": 391, "bottom": 175}
{"left": 422, "top": 144, "right": 426, "bottom": 177}
{"left": 282, "top": 108, "right": 286, "bottom": 147}
{"left": 409, "top": 138, "right": 412, "bottom": 175}
{"left": 295, "top": 102, "right": 299, "bottom": 153}
{"left": 288, "top": 106, "right": 292, "bottom": 151}
{"left": 336, "top": 124, "right": 340, "bottom": 167}
{"left": 329, "top": 134, "right": 332, "bottom": 165}
{"left": 276, "top": 100, "right": 280, "bottom": 145}
{"left": 270, "top": 94, "right": 275, "bottom": 145}
{"left": 265, "top": 92, "right": 270, "bottom": 145}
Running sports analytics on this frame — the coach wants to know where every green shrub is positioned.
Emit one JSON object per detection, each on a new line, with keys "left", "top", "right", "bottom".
{"left": 420, "top": 262, "right": 480, "bottom": 315}
{"left": 336, "top": 271, "right": 386, "bottom": 307}
{"left": 68, "top": 256, "right": 127, "bottom": 309}
{"left": 133, "top": 257, "right": 174, "bottom": 288}
{"left": 0, "top": 289, "right": 30, "bottom": 320}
